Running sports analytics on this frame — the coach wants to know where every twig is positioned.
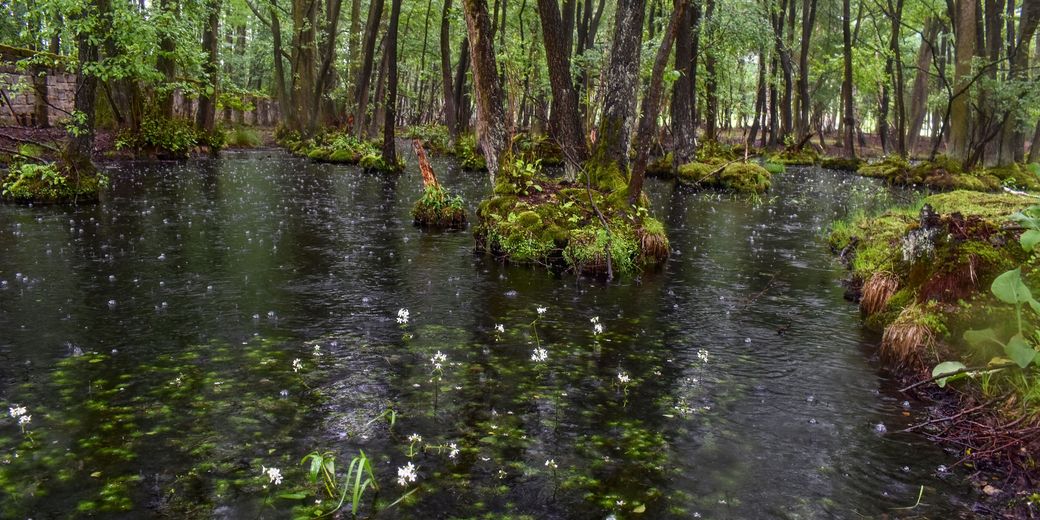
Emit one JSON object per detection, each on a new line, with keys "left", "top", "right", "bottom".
{"left": 895, "top": 397, "right": 1001, "bottom": 433}
{"left": 899, "top": 363, "right": 1016, "bottom": 393}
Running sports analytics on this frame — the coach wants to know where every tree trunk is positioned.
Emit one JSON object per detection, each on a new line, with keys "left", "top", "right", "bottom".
{"left": 795, "top": 0, "right": 817, "bottom": 141}
{"left": 65, "top": 0, "right": 108, "bottom": 174}
{"left": 383, "top": 0, "right": 403, "bottom": 164}
{"left": 311, "top": 0, "right": 344, "bottom": 130}
{"left": 703, "top": 0, "right": 717, "bottom": 141}
{"left": 591, "top": 0, "right": 646, "bottom": 175}
{"left": 888, "top": 0, "right": 907, "bottom": 156}
{"left": 671, "top": 0, "right": 696, "bottom": 168}
{"left": 269, "top": 0, "right": 289, "bottom": 118}
{"left": 907, "top": 19, "right": 939, "bottom": 154}
{"left": 461, "top": 0, "right": 508, "bottom": 180}
{"left": 538, "top": 0, "right": 588, "bottom": 180}
{"left": 440, "top": 0, "right": 458, "bottom": 141}
{"left": 630, "top": 0, "right": 684, "bottom": 204}
{"left": 841, "top": 0, "right": 855, "bottom": 158}
{"left": 453, "top": 37, "right": 471, "bottom": 133}
{"left": 353, "top": 0, "right": 387, "bottom": 136}
{"left": 948, "top": 0, "right": 976, "bottom": 164}
{"left": 996, "top": 0, "right": 1039, "bottom": 165}
{"left": 196, "top": 0, "right": 220, "bottom": 133}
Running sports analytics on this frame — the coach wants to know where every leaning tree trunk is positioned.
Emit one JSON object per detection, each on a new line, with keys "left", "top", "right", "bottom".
{"left": 629, "top": 0, "right": 685, "bottom": 205}
{"left": 590, "top": 0, "right": 645, "bottom": 175}
{"left": 461, "top": 0, "right": 508, "bottom": 181}
{"left": 383, "top": 0, "right": 403, "bottom": 164}
{"left": 537, "top": 0, "right": 588, "bottom": 180}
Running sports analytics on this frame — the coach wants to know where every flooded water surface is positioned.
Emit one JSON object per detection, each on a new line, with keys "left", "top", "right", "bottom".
{"left": 0, "top": 151, "right": 974, "bottom": 518}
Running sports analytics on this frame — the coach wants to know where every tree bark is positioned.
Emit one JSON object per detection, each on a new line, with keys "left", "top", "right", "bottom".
{"left": 353, "top": 0, "right": 386, "bottom": 136}
{"left": 841, "top": 0, "right": 855, "bottom": 158}
{"left": 907, "top": 19, "right": 939, "bottom": 154}
{"left": 461, "top": 0, "right": 508, "bottom": 180}
{"left": 948, "top": 0, "right": 976, "bottom": 164}
{"left": 65, "top": 0, "right": 108, "bottom": 174}
{"left": 537, "top": 0, "right": 588, "bottom": 180}
{"left": 591, "top": 0, "right": 646, "bottom": 174}
{"left": 383, "top": 0, "right": 403, "bottom": 164}
{"left": 795, "top": 0, "right": 817, "bottom": 141}
{"left": 704, "top": 0, "right": 718, "bottom": 141}
{"left": 440, "top": 0, "right": 458, "bottom": 141}
{"left": 995, "top": 0, "right": 1039, "bottom": 165}
{"left": 629, "top": 0, "right": 684, "bottom": 205}
{"left": 671, "top": 0, "right": 696, "bottom": 168}
{"left": 196, "top": 0, "right": 220, "bottom": 133}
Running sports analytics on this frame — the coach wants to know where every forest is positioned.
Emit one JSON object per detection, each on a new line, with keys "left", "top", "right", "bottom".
{"left": 1, "top": 0, "right": 1040, "bottom": 517}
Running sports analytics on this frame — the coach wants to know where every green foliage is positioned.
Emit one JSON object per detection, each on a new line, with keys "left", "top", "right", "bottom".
{"left": 412, "top": 185, "right": 467, "bottom": 228}
{"left": 677, "top": 161, "right": 772, "bottom": 193}
{"left": 402, "top": 124, "right": 452, "bottom": 154}
{"left": 1, "top": 162, "right": 107, "bottom": 203}
{"left": 455, "top": 134, "right": 486, "bottom": 171}
{"left": 115, "top": 115, "right": 200, "bottom": 157}
{"left": 225, "top": 126, "right": 262, "bottom": 148}
{"left": 495, "top": 158, "right": 543, "bottom": 196}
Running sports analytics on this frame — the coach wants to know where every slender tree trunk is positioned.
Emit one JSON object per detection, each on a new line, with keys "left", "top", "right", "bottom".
{"left": 354, "top": 0, "right": 387, "bottom": 136}
{"left": 795, "top": 0, "right": 817, "bottom": 141}
{"left": 996, "top": 0, "right": 1039, "bottom": 165}
{"left": 440, "top": 0, "right": 458, "bottom": 141}
{"left": 453, "top": 37, "right": 471, "bottom": 133}
{"left": 907, "top": 19, "right": 938, "bottom": 154}
{"left": 369, "top": 37, "right": 390, "bottom": 138}
{"left": 671, "top": 0, "right": 696, "bottom": 168}
{"left": 748, "top": 48, "right": 767, "bottom": 149}
{"left": 590, "top": 0, "right": 645, "bottom": 176}
{"left": 888, "top": 0, "right": 907, "bottom": 156}
{"left": 841, "top": 0, "right": 855, "bottom": 157}
{"left": 196, "top": 0, "right": 220, "bottom": 133}
{"left": 155, "top": 1, "right": 177, "bottom": 119}
{"left": 269, "top": 0, "right": 289, "bottom": 120}
{"left": 630, "top": 0, "right": 684, "bottom": 204}
{"left": 948, "top": 0, "right": 976, "bottom": 164}
{"left": 383, "top": 0, "right": 403, "bottom": 164}
{"left": 66, "top": 0, "right": 108, "bottom": 174}
{"left": 461, "top": 0, "right": 508, "bottom": 180}
{"left": 311, "top": 0, "right": 344, "bottom": 130}
{"left": 704, "top": 0, "right": 718, "bottom": 141}
{"left": 538, "top": 0, "right": 588, "bottom": 179}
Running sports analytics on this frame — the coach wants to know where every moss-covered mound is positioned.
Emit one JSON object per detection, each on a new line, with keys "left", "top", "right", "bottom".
{"left": 676, "top": 160, "right": 772, "bottom": 193}
{"left": 857, "top": 156, "right": 1040, "bottom": 193}
{"left": 769, "top": 148, "right": 819, "bottom": 166}
{"left": 280, "top": 130, "right": 404, "bottom": 172}
{"left": 828, "top": 190, "right": 1034, "bottom": 369}
{"left": 474, "top": 161, "right": 669, "bottom": 276}
{"left": 821, "top": 156, "right": 864, "bottom": 171}
{"left": 1, "top": 162, "right": 108, "bottom": 204}
{"left": 413, "top": 185, "right": 467, "bottom": 229}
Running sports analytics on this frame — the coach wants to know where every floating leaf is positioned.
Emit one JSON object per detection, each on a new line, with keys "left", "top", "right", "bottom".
{"left": 1004, "top": 334, "right": 1037, "bottom": 368}
{"left": 932, "top": 361, "right": 967, "bottom": 388}
{"left": 963, "top": 328, "right": 1000, "bottom": 348}
{"left": 991, "top": 268, "right": 1031, "bottom": 304}
{"left": 633, "top": 504, "right": 647, "bottom": 513}
{"left": 277, "top": 492, "right": 308, "bottom": 500}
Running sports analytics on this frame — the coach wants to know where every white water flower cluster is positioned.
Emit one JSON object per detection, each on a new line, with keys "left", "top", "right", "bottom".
{"left": 408, "top": 433, "right": 423, "bottom": 443}
{"left": 448, "top": 443, "right": 459, "bottom": 459}
{"left": 8, "top": 405, "right": 30, "bottom": 426}
{"left": 545, "top": 459, "right": 558, "bottom": 469}
{"left": 591, "top": 316, "right": 604, "bottom": 335}
{"left": 531, "top": 347, "right": 548, "bottom": 363}
{"left": 494, "top": 324, "right": 505, "bottom": 333}
{"left": 617, "top": 372, "right": 631, "bottom": 384}
{"left": 697, "top": 349, "right": 709, "bottom": 363}
{"left": 292, "top": 358, "right": 303, "bottom": 373}
{"left": 396, "top": 308, "right": 410, "bottom": 324}
{"left": 396, "top": 462, "right": 418, "bottom": 487}
{"left": 536, "top": 306, "right": 547, "bottom": 315}
{"left": 261, "top": 466, "right": 283, "bottom": 485}
{"left": 430, "top": 351, "right": 447, "bottom": 370}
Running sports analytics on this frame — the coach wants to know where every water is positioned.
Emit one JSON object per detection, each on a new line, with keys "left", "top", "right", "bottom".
{"left": 0, "top": 150, "right": 974, "bottom": 518}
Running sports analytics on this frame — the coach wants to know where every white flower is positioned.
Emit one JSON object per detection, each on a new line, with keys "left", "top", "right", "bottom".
{"left": 616, "top": 499, "right": 626, "bottom": 507}
{"left": 590, "top": 316, "right": 600, "bottom": 324}
{"left": 448, "top": 443, "right": 459, "bottom": 459}
{"left": 545, "top": 459, "right": 558, "bottom": 469}
{"left": 292, "top": 358, "right": 303, "bottom": 372}
{"left": 593, "top": 323, "right": 604, "bottom": 335}
{"left": 18, "top": 415, "right": 30, "bottom": 426}
{"left": 396, "top": 308, "right": 410, "bottom": 324}
{"left": 313, "top": 345, "right": 322, "bottom": 356}
{"left": 697, "top": 349, "right": 709, "bottom": 363}
{"left": 261, "top": 466, "right": 283, "bottom": 485}
{"left": 408, "top": 433, "right": 423, "bottom": 443}
{"left": 8, "top": 405, "right": 27, "bottom": 419}
{"left": 396, "top": 462, "right": 418, "bottom": 486}
{"left": 430, "top": 351, "right": 447, "bottom": 370}
{"left": 494, "top": 324, "right": 505, "bottom": 333}
{"left": 536, "top": 306, "right": 547, "bottom": 315}
{"left": 617, "top": 372, "right": 631, "bottom": 384}
{"left": 531, "top": 347, "right": 548, "bottom": 363}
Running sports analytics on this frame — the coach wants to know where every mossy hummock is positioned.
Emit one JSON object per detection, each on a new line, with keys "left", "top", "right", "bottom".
{"left": 676, "top": 160, "right": 772, "bottom": 193}
{"left": 857, "top": 156, "right": 1040, "bottom": 192}
{"left": 1, "top": 162, "right": 108, "bottom": 204}
{"left": 828, "top": 190, "right": 1034, "bottom": 371}
{"left": 474, "top": 161, "right": 669, "bottom": 276}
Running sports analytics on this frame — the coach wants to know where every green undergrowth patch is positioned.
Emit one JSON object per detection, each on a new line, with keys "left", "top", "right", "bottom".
{"left": 224, "top": 126, "right": 262, "bottom": 148}
{"left": 279, "top": 129, "right": 403, "bottom": 172}
{"left": 2, "top": 161, "right": 108, "bottom": 204}
{"left": 113, "top": 114, "right": 225, "bottom": 158}
{"left": 413, "top": 184, "right": 467, "bottom": 229}
{"left": 475, "top": 158, "right": 669, "bottom": 276}
{"left": 828, "top": 190, "right": 1034, "bottom": 372}
{"left": 857, "top": 156, "right": 1040, "bottom": 193}
{"left": 402, "top": 124, "right": 453, "bottom": 154}
{"left": 821, "top": 156, "right": 864, "bottom": 171}
{"left": 769, "top": 148, "right": 820, "bottom": 166}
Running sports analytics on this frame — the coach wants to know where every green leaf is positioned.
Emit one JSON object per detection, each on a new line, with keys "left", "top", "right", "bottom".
{"left": 963, "top": 328, "right": 1000, "bottom": 348}
{"left": 1029, "top": 298, "right": 1040, "bottom": 315}
{"left": 932, "top": 361, "right": 967, "bottom": 388}
{"left": 1004, "top": 334, "right": 1037, "bottom": 368}
{"left": 1022, "top": 230, "right": 1040, "bottom": 251}
{"left": 278, "top": 492, "right": 308, "bottom": 500}
{"left": 991, "top": 268, "right": 1032, "bottom": 304}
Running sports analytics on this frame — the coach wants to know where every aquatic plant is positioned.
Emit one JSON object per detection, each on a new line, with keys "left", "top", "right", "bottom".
{"left": 412, "top": 184, "right": 467, "bottom": 229}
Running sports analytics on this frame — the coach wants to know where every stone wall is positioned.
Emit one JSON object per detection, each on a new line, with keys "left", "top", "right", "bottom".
{"left": 0, "top": 65, "right": 76, "bottom": 126}
{"left": 1, "top": 64, "right": 279, "bottom": 127}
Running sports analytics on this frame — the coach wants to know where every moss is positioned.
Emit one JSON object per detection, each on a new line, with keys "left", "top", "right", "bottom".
{"left": 769, "top": 149, "right": 819, "bottom": 166}
{"left": 858, "top": 156, "right": 911, "bottom": 180}
{"left": 987, "top": 163, "right": 1040, "bottom": 191}
{"left": 327, "top": 149, "right": 360, "bottom": 163}
{"left": 677, "top": 161, "right": 771, "bottom": 193}
{"left": 695, "top": 140, "right": 740, "bottom": 162}
{"left": 307, "top": 148, "right": 330, "bottom": 160}
{"left": 359, "top": 153, "right": 405, "bottom": 173}
{"left": 2, "top": 162, "right": 108, "bottom": 204}
{"left": 761, "top": 161, "right": 786, "bottom": 175}
{"left": 646, "top": 153, "right": 674, "bottom": 178}
{"left": 563, "top": 222, "right": 639, "bottom": 274}
{"left": 923, "top": 190, "right": 1034, "bottom": 220}
{"left": 821, "top": 156, "right": 864, "bottom": 171}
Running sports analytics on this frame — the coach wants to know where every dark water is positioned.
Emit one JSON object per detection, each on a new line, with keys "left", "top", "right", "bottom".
{"left": 0, "top": 150, "right": 973, "bottom": 518}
